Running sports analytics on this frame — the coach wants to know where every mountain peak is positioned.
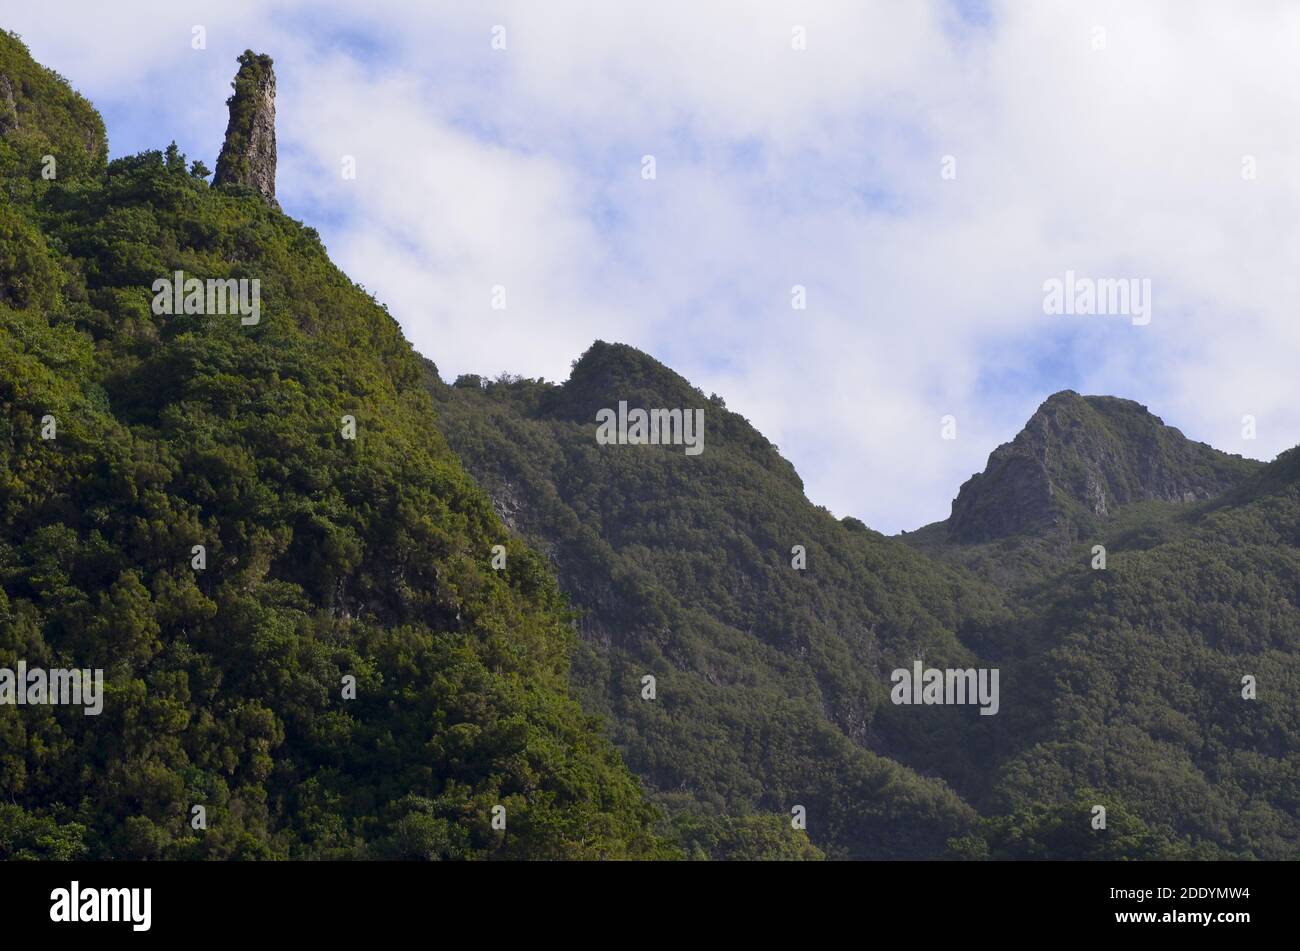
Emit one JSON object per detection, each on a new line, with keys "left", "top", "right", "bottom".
{"left": 549, "top": 340, "right": 708, "bottom": 422}
{"left": 0, "top": 30, "right": 107, "bottom": 183}
{"left": 946, "top": 391, "right": 1260, "bottom": 543}
{"left": 213, "top": 49, "right": 278, "bottom": 209}
{"left": 1040, "top": 388, "right": 1085, "bottom": 406}
{"left": 438, "top": 340, "right": 804, "bottom": 490}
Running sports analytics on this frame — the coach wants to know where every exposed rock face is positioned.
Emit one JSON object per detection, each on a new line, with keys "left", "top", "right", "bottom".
{"left": 0, "top": 73, "right": 16, "bottom": 134}
{"left": 947, "top": 390, "right": 1261, "bottom": 543}
{"left": 213, "top": 50, "right": 279, "bottom": 209}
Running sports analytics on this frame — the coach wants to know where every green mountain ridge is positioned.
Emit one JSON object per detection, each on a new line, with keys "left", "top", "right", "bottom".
{"left": 0, "top": 34, "right": 674, "bottom": 860}
{"left": 3, "top": 33, "right": 1296, "bottom": 862}
{"left": 432, "top": 344, "right": 1012, "bottom": 858}
{"left": 433, "top": 343, "right": 1300, "bottom": 859}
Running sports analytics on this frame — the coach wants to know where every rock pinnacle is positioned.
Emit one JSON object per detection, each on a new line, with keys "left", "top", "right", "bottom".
{"left": 213, "top": 50, "right": 278, "bottom": 209}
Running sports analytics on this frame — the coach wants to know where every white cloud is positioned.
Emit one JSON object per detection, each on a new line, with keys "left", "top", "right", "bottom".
{"left": 8, "top": 1, "right": 1300, "bottom": 531}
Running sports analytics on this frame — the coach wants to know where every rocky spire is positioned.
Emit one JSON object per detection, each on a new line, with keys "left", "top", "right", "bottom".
{"left": 213, "top": 50, "right": 279, "bottom": 209}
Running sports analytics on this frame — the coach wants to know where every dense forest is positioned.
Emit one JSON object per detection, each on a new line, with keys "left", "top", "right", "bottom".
{"left": 432, "top": 347, "right": 1299, "bottom": 860}
{"left": 0, "top": 32, "right": 676, "bottom": 860}
{"left": 2, "top": 32, "right": 1295, "bottom": 861}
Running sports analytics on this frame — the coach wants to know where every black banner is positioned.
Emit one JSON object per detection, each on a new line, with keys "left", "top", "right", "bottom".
{"left": 0, "top": 859, "right": 1275, "bottom": 939}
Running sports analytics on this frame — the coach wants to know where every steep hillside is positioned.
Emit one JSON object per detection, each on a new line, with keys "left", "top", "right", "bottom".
{"left": 433, "top": 346, "right": 1299, "bottom": 860}
{"left": 966, "top": 450, "right": 1300, "bottom": 859}
{"left": 4, "top": 30, "right": 1294, "bottom": 864}
{"left": 433, "top": 344, "right": 1016, "bottom": 858}
{"left": 0, "top": 35, "right": 670, "bottom": 860}
{"left": 0, "top": 33, "right": 105, "bottom": 191}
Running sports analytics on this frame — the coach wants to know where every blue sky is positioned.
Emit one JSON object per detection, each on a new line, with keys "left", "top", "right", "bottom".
{"left": 9, "top": 1, "right": 1300, "bottom": 532}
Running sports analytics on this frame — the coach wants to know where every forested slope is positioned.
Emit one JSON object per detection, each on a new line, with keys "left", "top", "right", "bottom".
{"left": 3, "top": 29, "right": 1293, "bottom": 863}
{"left": 0, "top": 32, "right": 671, "bottom": 860}
{"left": 433, "top": 346, "right": 1299, "bottom": 860}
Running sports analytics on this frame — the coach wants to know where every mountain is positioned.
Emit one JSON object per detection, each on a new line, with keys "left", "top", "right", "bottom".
{"left": 966, "top": 448, "right": 1300, "bottom": 859}
{"left": 432, "top": 345, "right": 1300, "bottom": 860}
{"left": 902, "top": 391, "right": 1264, "bottom": 588}
{"left": 0, "top": 35, "right": 105, "bottom": 192}
{"left": 429, "top": 343, "right": 1009, "bottom": 858}
{"left": 0, "top": 35, "right": 671, "bottom": 860}
{"left": 945, "top": 391, "right": 1261, "bottom": 545}
{"left": 4, "top": 31, "right": 1296, "bottom": 863}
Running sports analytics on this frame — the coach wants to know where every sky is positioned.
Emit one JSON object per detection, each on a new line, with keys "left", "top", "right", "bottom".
{"left": 8, "top": 1, "right": 1300, "bottom": 533}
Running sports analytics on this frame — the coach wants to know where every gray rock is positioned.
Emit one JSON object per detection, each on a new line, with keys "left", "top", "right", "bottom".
{"left": 947, "top": 390, "right": 1260, "bottom": 543}
{"left": 213, "top": 51, "right": 279, "bottom": 210}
